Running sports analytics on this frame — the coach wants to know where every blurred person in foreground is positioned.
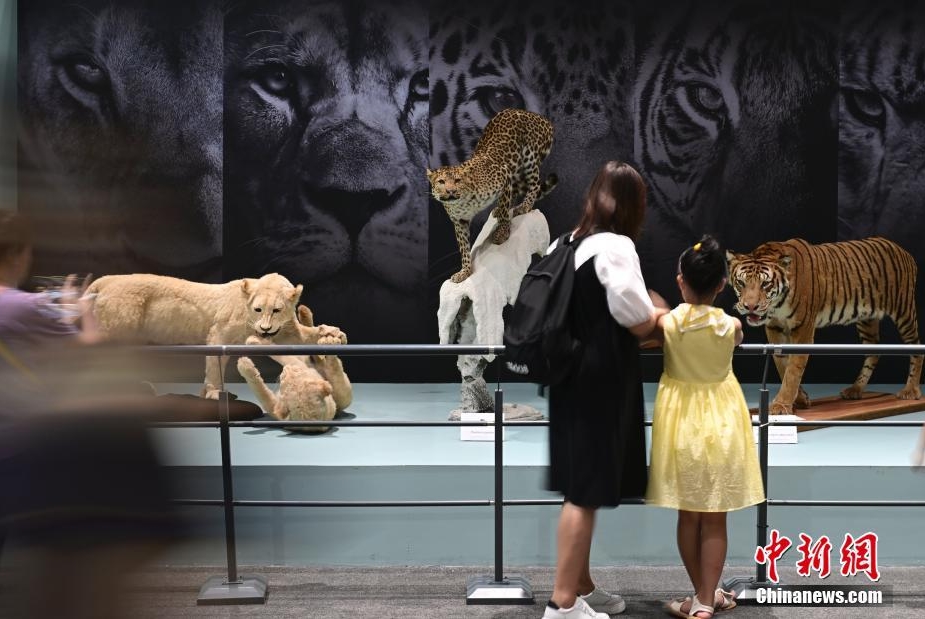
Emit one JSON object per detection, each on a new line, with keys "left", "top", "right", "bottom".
{"left": 0, "top": 211, "right": 184, "bottom": 619}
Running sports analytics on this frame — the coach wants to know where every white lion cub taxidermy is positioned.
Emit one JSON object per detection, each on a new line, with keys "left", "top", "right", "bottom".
{"left": 236, "top": 325, "right": 352, "bottom": 433}
{"left": 88, "top": 272, "right": 303, "bottom": 399}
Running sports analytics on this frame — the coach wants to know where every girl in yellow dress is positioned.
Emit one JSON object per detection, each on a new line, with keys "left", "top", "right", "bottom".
{"left": 646, "top": 235, "right": 765, "bottom": 618}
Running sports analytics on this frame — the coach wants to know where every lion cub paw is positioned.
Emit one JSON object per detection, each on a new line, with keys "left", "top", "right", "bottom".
{"left": 316, "top": 324, "right": 347, "bottom": 345}
{"left": 237, "top": 357, "right": 260, "bottom": 380}
{"left": 245, "top": 335, "right": 270, "bottom": 346}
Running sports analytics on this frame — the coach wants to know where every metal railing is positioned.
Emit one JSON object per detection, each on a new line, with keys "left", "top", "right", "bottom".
{"left": 143, "top": 342, "right": 925, "bottom": 605}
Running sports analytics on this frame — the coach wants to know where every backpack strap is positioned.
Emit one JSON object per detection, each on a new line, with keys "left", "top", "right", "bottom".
{"left": 560, "top": 231, "right": 588, "bottom": 248}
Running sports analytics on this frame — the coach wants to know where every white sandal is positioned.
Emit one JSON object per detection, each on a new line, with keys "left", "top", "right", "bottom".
{"left": 714, "top": 588, "right": 736, "bottom": 612}
{"left": 689, "top": 594, "right": 715, "bottom": 618}
{"left": 665, "top": 594, "right": 714, "bottom": 618}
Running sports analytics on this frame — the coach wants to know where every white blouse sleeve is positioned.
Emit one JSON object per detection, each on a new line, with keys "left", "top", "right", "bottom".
{"left": 594, "top": 237, "right": 654, "bottom": 328}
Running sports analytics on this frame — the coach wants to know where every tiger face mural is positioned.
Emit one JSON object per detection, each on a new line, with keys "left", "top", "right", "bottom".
{"left": 634, "top": 1, "right": 838, "bottom": 302}
{"left": 838, "top": 3, "right": 925, "bottom": 262}
{"left": 18, "top": 0, "right": 223, "bottom": 282}
{"left": 428, "top": 0, "right": 634, "bottom": 274}
{"left": 224, "top": 0, "right": 430, "bottom": 343}
{"left": 727, "top": 237, "right": 922, "bottom": 415}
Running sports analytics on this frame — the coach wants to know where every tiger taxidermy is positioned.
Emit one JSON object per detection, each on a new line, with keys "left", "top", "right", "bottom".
{"left": 427, "top": 108, "right": 557, "bottom": 283}
{"left": 727, "top": 237, "right": 922, "bottom": 414}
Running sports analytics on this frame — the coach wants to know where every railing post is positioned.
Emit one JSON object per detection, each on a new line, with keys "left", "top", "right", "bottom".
{"left": 466, "top": 370, "right": 533, "bottom": 604}
{"left": 756, "top": 352, "right": 771, "bottom": 585}
{"left": 723, "top": 349, "right": 773, "bottom": 600}
{"left": 197, "top": 352, "right": 268, "bottom": 605}
{"left": 494, "top": 386, "right": 504, "bottom": 583}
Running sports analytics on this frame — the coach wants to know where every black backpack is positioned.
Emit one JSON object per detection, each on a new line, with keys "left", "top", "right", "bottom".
{"left": 503, "top": 232, "right": 584, "bottom": 385}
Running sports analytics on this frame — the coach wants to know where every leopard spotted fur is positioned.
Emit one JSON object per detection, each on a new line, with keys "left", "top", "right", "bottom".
{"left": 426, "top": 108, "right": 557, "bottom": 283}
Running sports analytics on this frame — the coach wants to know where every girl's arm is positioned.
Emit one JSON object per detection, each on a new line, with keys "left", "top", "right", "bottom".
{"left": 629, "top": 305, "right": 669, "bottom": 341}
{"left": 732, "top": 316, "right": 744, "bottom": 347}
{"left": 638, "top": 310, "right": 670, "bottom": 348}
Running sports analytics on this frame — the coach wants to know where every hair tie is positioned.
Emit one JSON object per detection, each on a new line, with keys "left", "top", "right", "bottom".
{"left": 693, "top": 242, "right": 702, "bottom": 252}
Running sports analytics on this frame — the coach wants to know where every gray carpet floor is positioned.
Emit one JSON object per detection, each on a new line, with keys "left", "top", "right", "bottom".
{"left": 3, "top": 564, "right": 919, "bottom": 618}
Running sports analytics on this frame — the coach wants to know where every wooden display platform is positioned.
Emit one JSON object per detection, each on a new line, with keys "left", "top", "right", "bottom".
{"left": 748, "top": 391, "right": 925, "bottom": 432}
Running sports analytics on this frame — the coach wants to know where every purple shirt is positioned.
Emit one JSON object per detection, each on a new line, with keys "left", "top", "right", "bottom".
{"left": 0, "top": 288, "right": 78, "bottom": 349}
{"left": 0, "top": 289, "right": 79, "bottom": 412}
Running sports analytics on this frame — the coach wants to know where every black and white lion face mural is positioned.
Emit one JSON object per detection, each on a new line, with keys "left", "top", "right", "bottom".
{"left": 838, "top": 2, "right": 925, "bottom": 263}
{"left": 18, "top": 0, "right": 224, "bottom": 281}
{"left": 633, "top": 0, "right": 838, "bottom": 301}
{"left": 223, "top": 0, "right": 430, "bottom": 341}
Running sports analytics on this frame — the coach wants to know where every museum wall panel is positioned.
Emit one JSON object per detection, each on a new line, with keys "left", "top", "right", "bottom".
{"left": 15, "top": 0, "right": 925, "bottom": 382}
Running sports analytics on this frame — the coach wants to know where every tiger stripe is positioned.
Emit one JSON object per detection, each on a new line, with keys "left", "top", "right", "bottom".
{"left": 727, "top": 237, "right": 922, "bottom": 414}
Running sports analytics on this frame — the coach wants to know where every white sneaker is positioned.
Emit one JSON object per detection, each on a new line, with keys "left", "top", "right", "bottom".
{"left": 542, "top": 596, "right": 610, "bottom": 619}
{"left": 581, "top": 586, "right": 626, "bottom": 614}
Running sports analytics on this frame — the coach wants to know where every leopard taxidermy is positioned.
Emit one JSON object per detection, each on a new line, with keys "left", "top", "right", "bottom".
{"left": 727, "top": 237, "right": 922, "bottom": 415}
{"left": 428, "top": 1, "right": 632, "bottom": 245}
{"left": 427, "top": 108, "right": 557, "bottom": 283}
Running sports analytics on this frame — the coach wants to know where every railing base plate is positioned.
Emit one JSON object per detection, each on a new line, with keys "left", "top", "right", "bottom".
{"left": 721, "top": 575, "right": 774, "bottom": 604}
{"left": 197, "top": 575, "right": 268, "bottom": 605}
{"left": 466, "top": 574, "right": 534, "bottom": 605}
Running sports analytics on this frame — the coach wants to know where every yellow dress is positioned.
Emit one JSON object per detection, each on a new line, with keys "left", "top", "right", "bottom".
{"left": 645, "top": 304, "right": 765, "bottom": 512}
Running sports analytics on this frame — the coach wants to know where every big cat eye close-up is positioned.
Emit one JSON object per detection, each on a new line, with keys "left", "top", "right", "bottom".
{"left": 685, "top": 81, "right": 725, "bottom": 117}
{"left": 59, "top": 54, "right": 110, "bottom": 93}
{"left": 409, "top": 69, "right": 429, "bottom": 101}
{"left": 842, "top": 87, "right": 885, "bottom": 130}
{"left": 254, "top": 63, "right": 296, "bottom": 99}
{"left": 474, "top": 85, "right": 525, "bottom": 117}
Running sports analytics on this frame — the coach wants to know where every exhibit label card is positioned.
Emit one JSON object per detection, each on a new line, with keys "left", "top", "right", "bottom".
{"left": 752, "top": 415, "right": 801, "bottom": 444}
{"left": 460, "top": 412, "right": 507, "bottom": 442}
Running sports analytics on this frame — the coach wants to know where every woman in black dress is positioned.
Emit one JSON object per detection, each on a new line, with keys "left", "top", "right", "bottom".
{"left": 544, "top": 162, "right": 667, "bottom": 619}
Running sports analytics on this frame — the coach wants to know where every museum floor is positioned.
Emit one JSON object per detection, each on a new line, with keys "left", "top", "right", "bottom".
{"left": 1, "top": 565, "right": 922, "bottom": 618}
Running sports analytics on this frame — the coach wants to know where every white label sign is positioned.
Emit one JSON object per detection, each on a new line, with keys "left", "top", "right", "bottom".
{"left": 460, "top": 412, "right": 507, "bottom": 442}
{"left": 752, "top": 415, "right": 801, "bottom": 444}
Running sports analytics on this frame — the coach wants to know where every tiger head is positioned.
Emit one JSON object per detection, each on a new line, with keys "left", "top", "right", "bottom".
{"left": 242, "top": 274, "right": 303, "bottom": 339}
{"left": 726, "top": 244, "right": 793, "bottom": 327}
{"left": 18, "top": 1, "right": 224, "bottom": 281}
{"left": 224, "top": 0, "right": 430, "bottom": 342}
